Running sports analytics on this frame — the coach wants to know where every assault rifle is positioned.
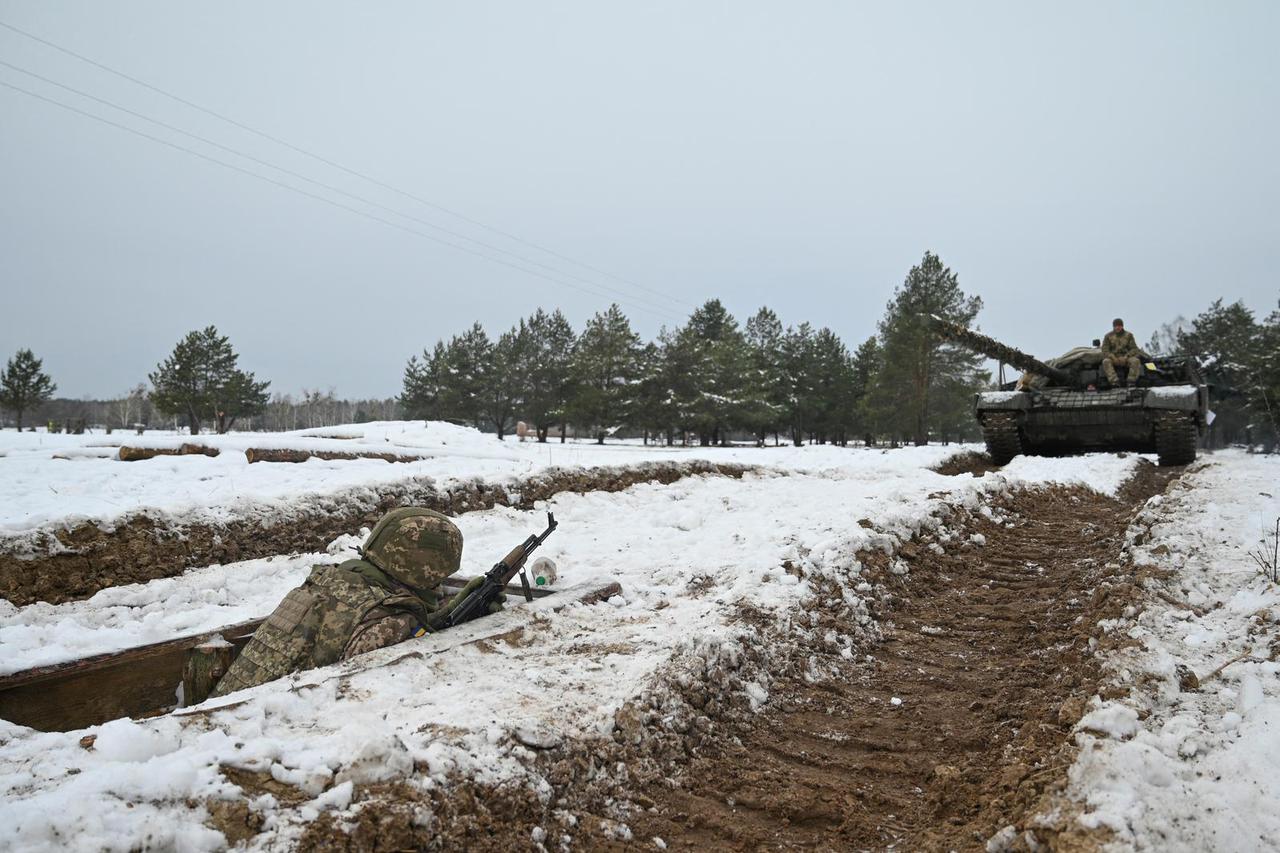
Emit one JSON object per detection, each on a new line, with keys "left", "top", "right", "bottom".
{"left": 443, "top": 512, "right": 558, "bottom": 628}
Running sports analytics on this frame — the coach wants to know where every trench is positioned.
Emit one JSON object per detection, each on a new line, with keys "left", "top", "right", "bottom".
{"left": 288, "top": 461, "right": 1176, "bottom": 852}
{"left": 0, "top": 460, "right": 753, "bottom": 607}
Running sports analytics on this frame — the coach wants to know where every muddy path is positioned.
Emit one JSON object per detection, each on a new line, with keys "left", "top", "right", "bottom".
{"left": 617, "top": 464, "right": 1176, "bottom": 852}
{"left": 0, "top": 460, "right": 752, "bottom": 607}
{"left": 291, "top": 463, "right": 1178, "bottom": 852}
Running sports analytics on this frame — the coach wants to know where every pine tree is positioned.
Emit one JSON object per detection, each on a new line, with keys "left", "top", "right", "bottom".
{"left": 781, "top": 322, "right": 816, "bottom": 446}
{"left": 864, "top": 251, "right": 985, "bottom": 445}
{"left": 1176, "top": 299, "right": 1259, "bottom": 446}
{"left": 677, "top": 299, "right": 748, "bottom": 445}
{"left": 439, "top": 323, "right": 493, "bottom": 428}
{"left": 519, "top": 309, "right": 576, "bottom": 442}
{"left": 850, "top": 337, "right": 881, "bottom": 445}
{"left": 0, "top": 348, "right": 56, "bottom": 431}
{"left": 570, "top": 305, "right": 642, "bottom": 443}
{"left": 400, "top": 341, "right": 449, "bottom": 421}
{"left": 808, "top": 328, "right": 855, "bottom": 444}
{"left": 1250, "top": 302, "right": 1280, "bottom": 450}
{"left": 483, "top": 325, "right": 526, "bottom": 440}
{"left": 149, "top": 327, "right": 269, "bottom": 434}
{"left": 743, "top": 307, "right": 787, "bottom": 445}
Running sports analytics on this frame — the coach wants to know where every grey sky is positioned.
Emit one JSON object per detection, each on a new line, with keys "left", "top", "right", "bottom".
{"left": 1, "top": 1, "right": 1276, "bottom": 399}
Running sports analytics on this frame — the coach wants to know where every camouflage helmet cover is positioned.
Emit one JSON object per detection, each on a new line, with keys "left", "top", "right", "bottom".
{"left": 362, "top": 507, "right": 462, "bottom": 591}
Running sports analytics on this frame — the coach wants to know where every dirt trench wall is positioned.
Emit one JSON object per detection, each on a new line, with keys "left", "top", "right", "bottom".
{"left": 0, "top": 460, "right": 754, "bottom": 607}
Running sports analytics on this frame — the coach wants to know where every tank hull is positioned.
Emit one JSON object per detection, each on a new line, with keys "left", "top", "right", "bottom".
{"left": 975, "top": 385, "right": 1207, "bottom": 461}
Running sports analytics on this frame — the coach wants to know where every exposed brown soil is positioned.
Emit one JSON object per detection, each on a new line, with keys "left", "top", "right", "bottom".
{"left": 280, "top": 464, "right": 1178, "bottom": 853}
{"left": 0, "top": 460, "right": 752, "bottom": 606}
{"left": 932, "top": 450, "right": 1001, "bottom": 477}
{"left": 617, "top": 465, "right": 1176, "bottom": 852}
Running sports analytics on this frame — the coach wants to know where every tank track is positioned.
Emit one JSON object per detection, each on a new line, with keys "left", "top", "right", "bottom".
{"left": 982, "top": 413, "right": 1024, "bottom": 465}
{"left": 1155, "top": 413, "right": 1198, "bottom": 467}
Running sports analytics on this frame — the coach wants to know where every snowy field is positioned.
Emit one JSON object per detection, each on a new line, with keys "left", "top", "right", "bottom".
{"left": 3, "top": 421, "right": 914, "bottom": 537}
{"left": 1064, "top": 451, "right": 1280, "bottom": 851}
{"left": 0, "top": 436, "right": 1149, "bottom": 852}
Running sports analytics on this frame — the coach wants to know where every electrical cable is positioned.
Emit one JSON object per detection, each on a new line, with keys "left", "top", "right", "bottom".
{"left": 0, "top": 18, "right": 694, "bottom": 310}
{"left": 0, "top": 77, "right": 684, "bottom": 322}
{"left": 0, "top": 57, "right": 682, "bottom": 318}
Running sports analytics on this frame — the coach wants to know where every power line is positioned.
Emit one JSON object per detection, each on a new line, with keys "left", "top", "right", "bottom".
{"left": 0, "top": 18, "right": 694, "bottom": 310}
{"left": 0, "top": 78, "right": 685, "bottom": 322}
{"left": 0, "top": 57, "right": 683, "bottom": 318}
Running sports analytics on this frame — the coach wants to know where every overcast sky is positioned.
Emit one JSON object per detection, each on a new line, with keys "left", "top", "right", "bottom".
{"left": 1, "top": 1, "right": 1276, "bottom": 399}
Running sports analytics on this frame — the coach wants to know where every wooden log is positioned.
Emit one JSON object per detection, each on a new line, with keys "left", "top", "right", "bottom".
{"left": 179, "top": 443, "right": 220, "bottom": 457}
{"left": 244, "top": 448, "right": 427, "bottom": 464}
{"left": 182, "top": 637, "right": 236, "bottom": 706}
{"left": 117, "top": 446, "right": 182, "bottom": 462}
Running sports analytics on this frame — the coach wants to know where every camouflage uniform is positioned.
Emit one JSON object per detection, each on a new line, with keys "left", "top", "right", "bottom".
{"left": 209, "top": 508, "right": 462, "bottom": 698}
{"left": 1101, "top": 328, "right": 1142, "bottom": 386}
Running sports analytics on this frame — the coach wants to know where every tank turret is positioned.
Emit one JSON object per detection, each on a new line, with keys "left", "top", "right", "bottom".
{"left": 928, "top": 315, "right": 1075, "bottom": 386}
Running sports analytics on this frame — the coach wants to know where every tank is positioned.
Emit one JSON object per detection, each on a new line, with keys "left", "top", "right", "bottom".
{"left": 929, "top": 316, "right": 1209, "bottom": 467}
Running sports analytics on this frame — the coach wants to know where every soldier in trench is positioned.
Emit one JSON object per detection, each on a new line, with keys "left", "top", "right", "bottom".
{"left": 210, "top": 507, "right": 497, "bottom": 697}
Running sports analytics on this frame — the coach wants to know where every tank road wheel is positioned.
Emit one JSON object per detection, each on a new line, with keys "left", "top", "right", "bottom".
{"left": 982, "top": 413, "right": 1023, "bottom": 466}
{"left": 1155, "top": 413, "right": 1198, "bottom": 467}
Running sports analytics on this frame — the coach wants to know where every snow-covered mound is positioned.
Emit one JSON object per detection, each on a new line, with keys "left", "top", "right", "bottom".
{"left": 1065, "top": 450, "right": 1280, "bottom": 849}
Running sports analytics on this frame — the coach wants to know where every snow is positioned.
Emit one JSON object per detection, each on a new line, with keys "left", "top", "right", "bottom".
{"left": 977, "top": 390, "right": 1026, "bottom": 404}
{"left": 1, "top": 421, "right": 954, "bottom": 539}
{"left": 0, "top": 425, "right": 1157, "bottom": 851}
{"left": 1145, "top": 385, "right": 1198, "bottom": 400}
{"left": 1064, "top": 451, "right": 1280, "bottom": 851}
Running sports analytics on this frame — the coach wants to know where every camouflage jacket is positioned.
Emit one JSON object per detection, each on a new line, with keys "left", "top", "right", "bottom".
{"left": 209, "top": 559, "right": 439, "bottom": 697}
{"left": 1101, "top": 329, "right": 1140, "bottom": 360}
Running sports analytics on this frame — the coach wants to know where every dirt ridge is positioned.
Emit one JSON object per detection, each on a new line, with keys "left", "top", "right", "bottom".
{"left": 0, "top": 460, "right": 755, "bottom": 607}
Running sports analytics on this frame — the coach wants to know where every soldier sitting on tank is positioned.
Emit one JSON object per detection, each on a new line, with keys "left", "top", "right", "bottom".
{"left": 1101, "top": 317, "right": 1144, "bottom": 388}
{"left": 210, "top": 507, "right": 494, "bottom": 697}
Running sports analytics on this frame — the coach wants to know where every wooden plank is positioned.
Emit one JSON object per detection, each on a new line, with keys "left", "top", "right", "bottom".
{"left": 0, "top": 575, "right": 569, "bottom": 733}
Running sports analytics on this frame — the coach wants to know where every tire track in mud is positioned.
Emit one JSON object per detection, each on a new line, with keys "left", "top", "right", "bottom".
{"left": 617, "top": 462, "right": 1178, "bottom": 852}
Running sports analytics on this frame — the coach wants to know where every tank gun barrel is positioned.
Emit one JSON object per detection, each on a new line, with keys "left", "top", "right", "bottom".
{"left": 927, "top": 315, "right": 1075, "bottom": 386}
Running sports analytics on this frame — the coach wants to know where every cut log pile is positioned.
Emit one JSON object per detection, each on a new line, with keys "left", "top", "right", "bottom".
{"left": 243, "top": 448, "right": 430, "bottom": 464}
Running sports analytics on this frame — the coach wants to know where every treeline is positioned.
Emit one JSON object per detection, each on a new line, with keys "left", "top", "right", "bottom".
{"left": 1148, "top": 298, "right": 1280, "bottom": 449}
{"left": 402, "top": 252, "right": 990, "bottom": 446}
{"left": 0, "top": 331, "right": 398, "bottom": 434}
{"left": 13, "top": 391, "right": 402, "bottom": 434}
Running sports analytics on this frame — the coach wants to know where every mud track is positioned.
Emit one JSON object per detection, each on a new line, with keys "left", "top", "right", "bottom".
{"left": 621, "top": 463, "right": 1175, "bottom": 851}
{"left": 292, "top": 463, "right": 1178, "bottom": 852}
{"left": 0, "top": 460, "right": 752, "bottom": 607}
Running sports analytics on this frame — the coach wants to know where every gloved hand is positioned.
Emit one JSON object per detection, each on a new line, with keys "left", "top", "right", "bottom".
{"left": 441, "top": 576, "right": 507, "bottom": 616}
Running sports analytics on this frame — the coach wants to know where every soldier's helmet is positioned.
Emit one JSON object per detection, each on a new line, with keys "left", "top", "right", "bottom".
{"left": 362, "top": 507, "right": 462, "bottom": 592}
